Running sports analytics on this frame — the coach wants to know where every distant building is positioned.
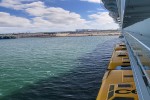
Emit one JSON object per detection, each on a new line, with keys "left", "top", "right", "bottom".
{"left": 76, "top": 29, "right": 98, "bottom": 32}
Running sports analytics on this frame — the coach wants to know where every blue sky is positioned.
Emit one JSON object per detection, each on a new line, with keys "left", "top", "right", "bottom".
{"left": 0, "top": 0, "right": 118, "bottom": 33}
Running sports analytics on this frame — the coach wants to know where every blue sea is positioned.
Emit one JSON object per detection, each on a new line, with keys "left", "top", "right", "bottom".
{"left": 0, "top": 36, "right": 120, "bottom": 100}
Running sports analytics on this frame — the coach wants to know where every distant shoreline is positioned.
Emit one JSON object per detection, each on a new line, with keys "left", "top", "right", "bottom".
{"left": 0, "top": 30, "right": 120, "bottom": 39}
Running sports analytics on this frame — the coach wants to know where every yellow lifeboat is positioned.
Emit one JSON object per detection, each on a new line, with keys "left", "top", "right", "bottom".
{"left": 96, "top": 70, "right": 138, "bottom": 100}
{"left": 97, "top": 43, "right": 138, "bottom": 100}
{"left": 108, "top": 50, "right": 130, "bottom": 70}
{"left": 114, "top": 43, "right": 126, "bottom": 51}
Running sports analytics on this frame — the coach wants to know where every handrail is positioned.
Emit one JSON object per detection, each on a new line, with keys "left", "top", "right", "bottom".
{"left": 124, "top": 32, "right": 150, "bottom": 100}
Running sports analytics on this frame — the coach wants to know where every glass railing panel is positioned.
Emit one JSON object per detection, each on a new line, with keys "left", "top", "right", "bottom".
{"left": 124, "top": 32, "right": 150, "bottom": 83}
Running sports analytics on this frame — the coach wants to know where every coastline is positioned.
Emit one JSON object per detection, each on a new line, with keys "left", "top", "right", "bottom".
{"left": 0, "top": 30, "right": 120, "bottom": 39}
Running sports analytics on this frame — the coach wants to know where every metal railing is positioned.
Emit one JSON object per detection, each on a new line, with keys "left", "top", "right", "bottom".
{"left": 124, "top": 31, "right": 150, "bottom": 100}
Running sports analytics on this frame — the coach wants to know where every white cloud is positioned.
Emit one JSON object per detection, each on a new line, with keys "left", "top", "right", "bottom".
{"left": 87, "top": 12, "right": 119, "bottom": 29}
{"left": 80, "top": 0, "right": 101, "bottom": 3}
{"left": 0, "top": 0, "right": 43, "bottom": 10}
{"left": 0, "top": 0, "right": 118, "bottom": 33}
{"left": 0, "top": 0, "right": 22, "bottom": 10}
{"left": 0, "top": 12, "right": 31, "bottom": 27}
{"left": 0, "top": 11, "right": 118, "bottom": 33}
{"left": 27, "top": 7, "right": 86, "bottom": 25}
{"left": 0, "top": 0, "right": 87, "bottom": 26}
{"left": 0, "top": 9, "right": 88, "bottom": 33}
{"left": 89, "top": 12, "right": 114, "bottom": 23}
{"left": 97, "top": 8, "right": 106, "bottom": 11}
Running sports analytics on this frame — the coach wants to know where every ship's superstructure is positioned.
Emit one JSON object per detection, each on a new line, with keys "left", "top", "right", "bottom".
{"left": 98, "top": 0, "right": 150, "bottom": 99}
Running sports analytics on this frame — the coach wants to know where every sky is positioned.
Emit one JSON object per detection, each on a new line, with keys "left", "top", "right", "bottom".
{"left": 0, "top": 0, "right": 119, "bottom": 33}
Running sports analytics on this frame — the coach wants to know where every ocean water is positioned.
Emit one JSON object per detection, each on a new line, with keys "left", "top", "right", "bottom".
{"left": 0, "top": 36, "right": 120, "bottom": 100}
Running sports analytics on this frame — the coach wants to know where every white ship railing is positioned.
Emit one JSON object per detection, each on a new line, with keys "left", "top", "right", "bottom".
{"left": 124, "top": 31, "right": 150, "bottom": 100}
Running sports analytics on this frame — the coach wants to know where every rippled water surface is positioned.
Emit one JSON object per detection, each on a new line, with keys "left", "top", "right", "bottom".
{"left": 0, "top": 36, "right": 120, "bottom": 100}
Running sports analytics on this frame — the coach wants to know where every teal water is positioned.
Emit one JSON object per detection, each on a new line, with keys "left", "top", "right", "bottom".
{"left": 0, "top": 36, "right": 119, "bottom": 100}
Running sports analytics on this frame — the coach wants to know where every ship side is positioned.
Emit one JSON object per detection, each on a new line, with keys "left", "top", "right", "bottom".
{"left": 97, "top": 0, "right": 150, "bottom": 100}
